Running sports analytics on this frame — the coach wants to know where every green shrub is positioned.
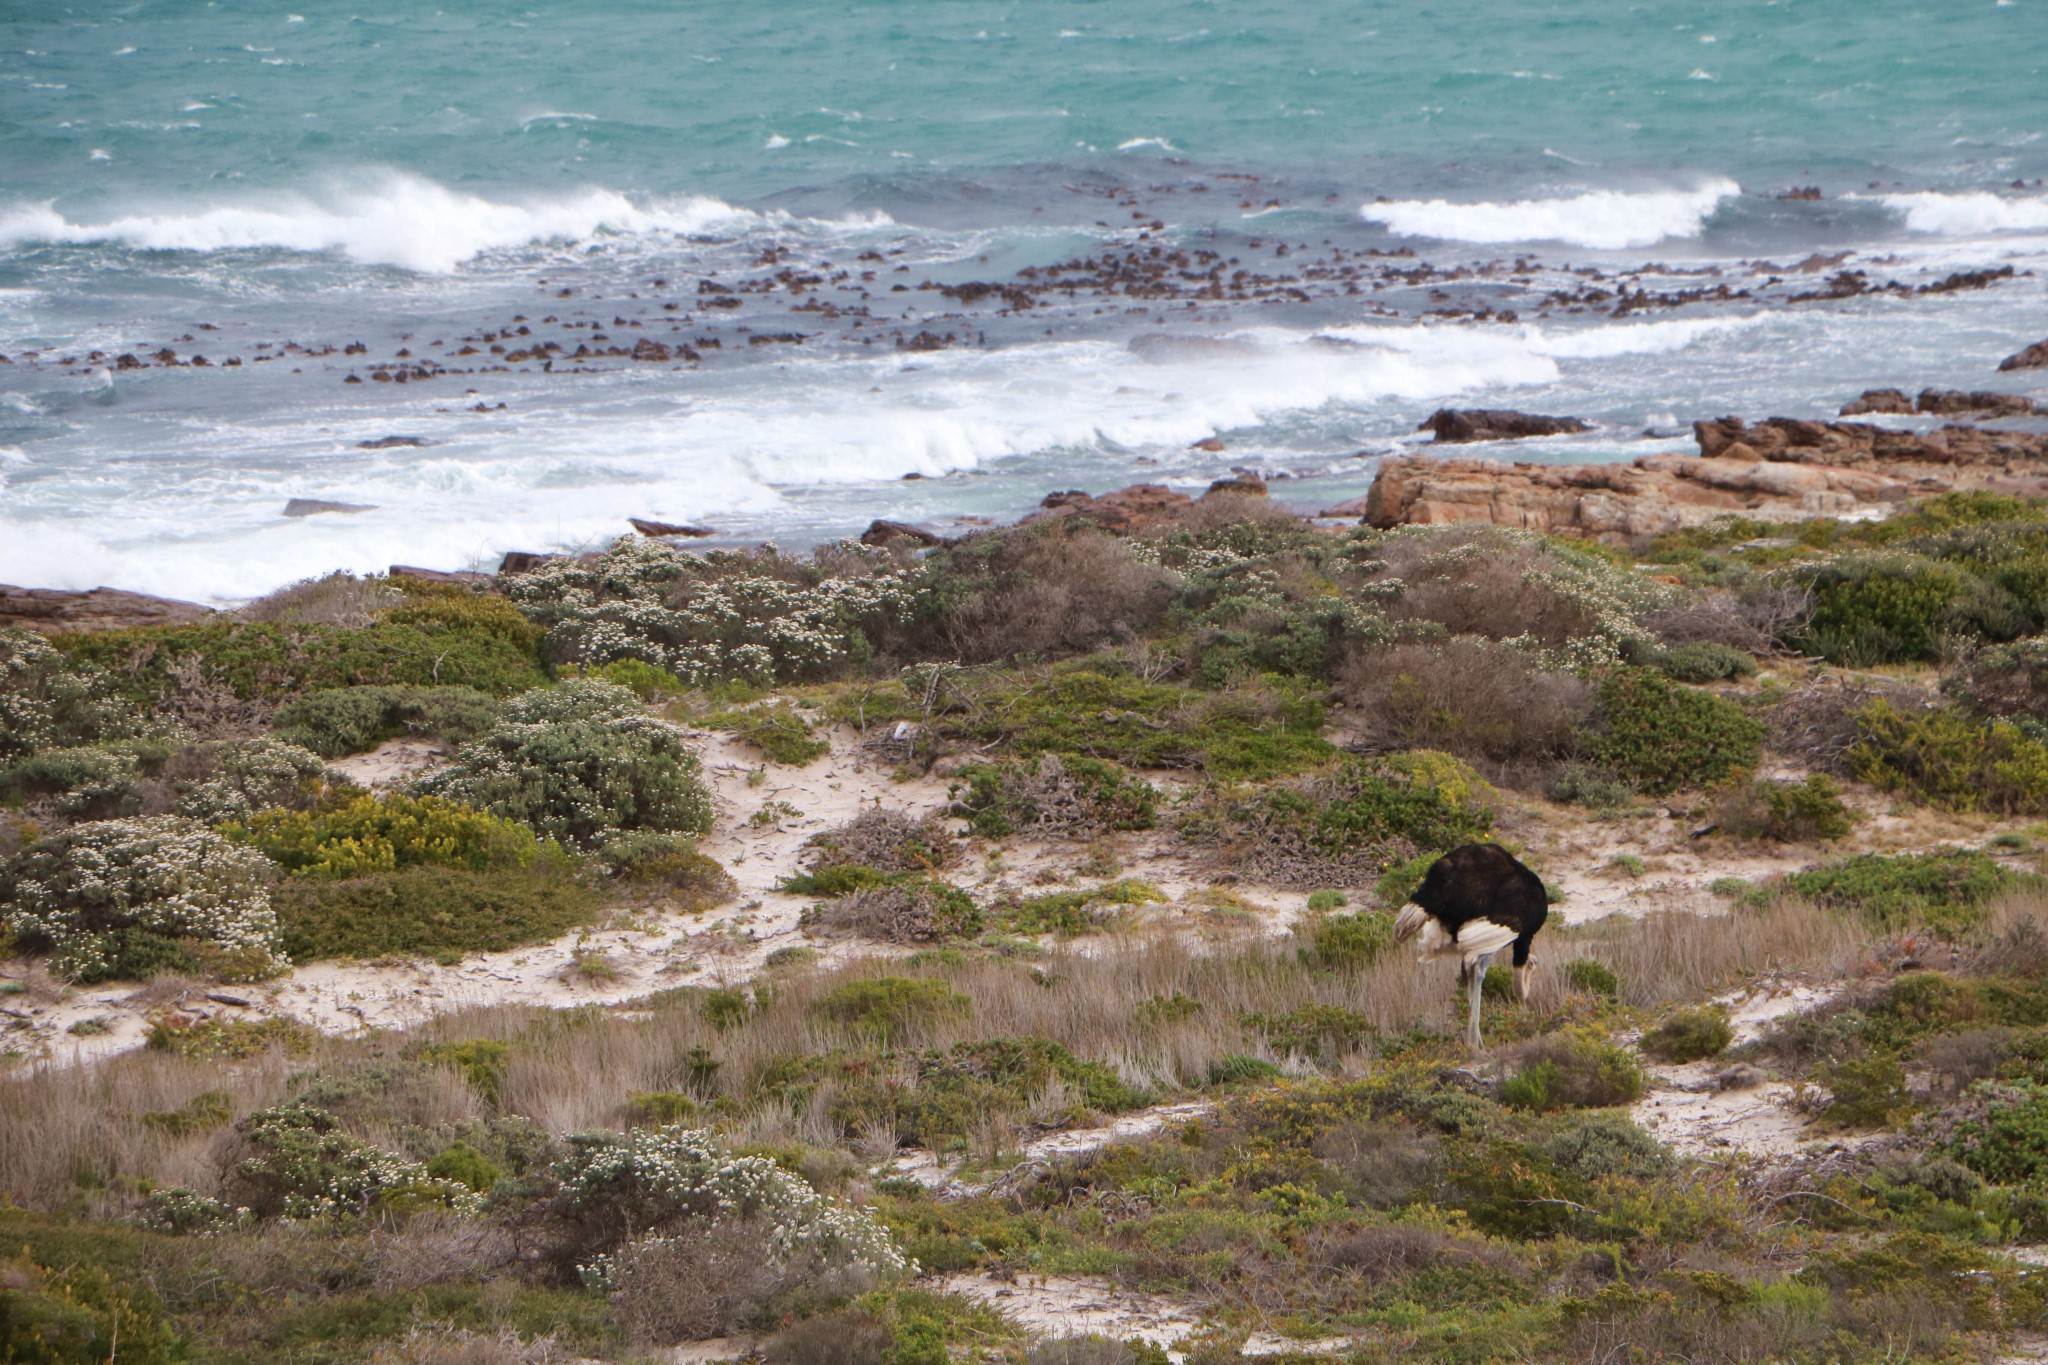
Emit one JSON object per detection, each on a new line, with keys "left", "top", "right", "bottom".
{"left": 273, "top": 862, "right": 603, "bottom": 962}
{"left": 507, "top": 536, "right": 919, "bottom": 686}
{"left": 1821, "top": 1054, "right": 1915, "bottom": 1128}
{"left": 1639, "top": 1007, "right": 1734, "bottom": 1063}
{"left": 1643, "top": 640, "right": 1758, "bottom": 683}
{"left": 1948, "top": 1082, "right": 2048, "bottom": 1185}
{"left": 420, "top": 1040, "right": 511, "bottom": 1105}
{"left": 1306, "top": 889, "right": 1347, "bottom": 913}
{"left": 1534, "top": 1111, "right": 1672, "bottom": 1180}
{"left": 989, "top": 879, "right": 1164, "bottom": 937}
{"left": 417, "top": 679, "right": 714, "bottom": 848}
{"left": 172, "top": 736, "right": 344, "bottom": 824}
{"left": 1299, "top": 910, "right": 1397, "bottom": 971}
{"left": 807, "top": 879, "right": 986, "bottom": 943}
{"left": 1945, "top": 637, "right": 2048, "bottom": 725}
{"left": 700, "top": 700, "right": 832, "bottom": 765}
{"left": 1564, "top": 959, "right": 1621, "bottom": 999}
{"left": 1547, "top": 764, "right": 1638, "bottom": 812}
{"left": 953, "top": 753, "right": 1158, "bottom": 839}
{"left": 1499, "top": 1036, "right": 1645, "bottom": 1110}
{"left": 58, "top": 608, "right": 548, "bottom": 705}
{"left": 1783, "top": 849, "right": 2037, "bottom": 934}
{"left": 1849, "top": 699, "right": 2048, "bottom": 815}
{"left": 0, "top": 627, "right": 161, "bottom": 763}
{"left": 1710, "top": 774, "right": 1854, "bottom": 842}
{"left": 270, "top": 684, "right": 501, "bottom": 757}
{"left": 1788, "top": 552, "right": 2024, "bottom": 664}
{"left": 1240, "top": 1003, "right": 1376, "bottom": 1062}
{"left": 146, "top": 1013, "right": 314, "bottom": 1059}
{"left": 222, "top": 1100, "right": 483, "bottom": 1219}
{"left": 1588, "top": 668, "right": 1763, "bottom": 795}
{"left": 0, "top": 736, "right": 174, "bottom": 819}
{"left": 233, "top": 791, "right": 555, "bottom": 878}
{"left": 2, "top": 815, "right": 283, "bottom": 983}
{"left": 0, "top": 1250, "right": 186, "bottom": 1364}
{"left": 1208, "top": 1054, "right": 1286, "bottom": 1085}
{"left": 1183, "top": 750, "right": 1494, "bottom": 889}
{"left": 596, "top": 831, "right": 737, "bottom": 910}
{"left": 569, "top": 657, "right": 691, "bottom": 699}
{"left": 813, "top": 977, "right": 970, "bottom": 1042}
{"left": 425, "top": 1140, "right": 503, "bottom": 1192}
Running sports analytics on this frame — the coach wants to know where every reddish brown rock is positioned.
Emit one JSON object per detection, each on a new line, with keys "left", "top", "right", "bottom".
{"left": 389, "top": 565, "right": 493, "bottom": 587}
{"left": 1362, "top": 415, "right": 2048, "bottom": 544}
{"left": 629, "top": 518, "right": 716, "bottom": 538}
{"left": 497, "top": 551, "right": 565, "bottom": 576}
{"left": 1418, "top": 409, "right": 1591, "bottom": 443}
{"left": 1023, "top": 483, "right": 1195, "bottom": 535}
{"left": 0, "top": 584, "right": 214, "bottom": 633}
{"left": 1916, "top": 389, "right": 2036, "bottom": 418}
{"left": 1840, "top": 388, "right": 1913, "bottom": 416}
{"left": 1189, "top": 437, "right": 1227, "bottom": 452}
{"left": 1205, "top": 475, "right": 1267, "bottom": 497}
{"left": 1999, "top": 339, "right": 2048, "bottom": 371}
{"left": 283, "top": 498, "right": 377, "bottom": 518}
{"left": 859, "top": 519, "right": 945, "bottom": 548}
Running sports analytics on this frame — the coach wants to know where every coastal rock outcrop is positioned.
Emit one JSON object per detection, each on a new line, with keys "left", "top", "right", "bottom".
{"left": 1839, "top": 388, "right": 1913, "bottom": 416}
{"left": 629, "top": 518, "right": 716, "bottom": 538}
{"left": 2000, "top": 339, "right": 2048, "bottom": 371}
{"left": 1418, "top": 409, "right": 1592, "bottom": 443}
{"left": 283, "top": 498, "right": 377, "bottom": 517}
{"left": 860, "top": 519, "right": 946, "bottom": 548}
{"left": 1915, "top": 389, "right": 2035, "bottom": 418}
{"left": 1361, "top": 415, "right": 2048, "bottom": 543}
{"left": 0, "top": 585, "right": 214, "bottom": 633}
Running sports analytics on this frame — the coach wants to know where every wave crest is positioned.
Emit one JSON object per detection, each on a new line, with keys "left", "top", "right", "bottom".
{"left": 0, "top": 171, "right": 889, "bottom": 273}
{"left": 1879, "top": 190, "right": 2048, "bottom": 236}
{"left": 1360, "top": 178, "right": 1741, "bottom": 249}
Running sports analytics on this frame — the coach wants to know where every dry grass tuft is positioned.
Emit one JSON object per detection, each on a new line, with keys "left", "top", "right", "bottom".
{"left": 237, "top": 571, "right": 404, "bottom": 628}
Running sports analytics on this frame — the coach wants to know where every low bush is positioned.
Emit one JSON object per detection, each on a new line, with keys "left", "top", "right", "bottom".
{"left": 1564, "top": 959, "right": 1621, "bottom": 999}
{"left": 1708, "top": 774, "right": 1854, "bottom": 842}
{"left": 1637, "top": 640, "right": 1758, "bottom": 683}
{"left": 1786, "top": 551, "right": 2024, "bottom": 664}
{"left": 1849, "top": 699, "right": 2048, "bottom": 815}
{"left": 804, "top": 880, "right": 985, "bottom": 943}
{"left": 988, "top": 878, "right": 1165, "bottom": 936}
{"left": 1945, "top": 637, "right": 2048, "bottom": 728}
{"left": 1298, "top": 909, "right": 1398, "bottom": 971}
{"left": 1779, "top": 849, "right": 2035, "bottom": 934}
{"left": 813, "top": 977, "right": 971, "bottom": 1042}
{"left": 803, "top": 809, "right": 959, "bottom": 876}
{"left": 952, "top": 753, "right": 1158, "bottom": 839}
{"left": 221, "top": 1100, "right": 484, "bottom": 1220}
{"left": 507, "top": 537, "right": 920, "bottom": 686}
{"left": 146, "top": 1012, "right": 315, "bottom": 1060}
{"left": 699, "top": 701, "right": 832, "bottom": 765}
{"left": 0, "top": 735, "right": 177, "bottom": 819}
{"left": 595, "top": 831, "right": 737, "bottom": 909}
{"left": 1181, "top": 751, "right": 1494, "bottom": 889}
{"left": 236, "top": 570, "right": 405, "bottom": 627}
{"left": 417, "top": 679, "right": 714, "bottom": 848}
{"left": 1499, "top": 1035, "right": 1646, "bottom": 1110}
{"left": 1821, "top": 1053, "right": 1915, "bottom": 1128}
{"left": 233, "top": 792, "right": 556, "bottom": 878}
{"left": 166, "top": 736, "right": 346, "bottom": 824}
{"left": 273, "top": 862, "right": 604, "bottom": 962}
{"left": 1639, "top": 1007, "right": 1734, "bottom": 1063}
{"left": 2, "top": 815, "right": 283, "bottom": 982}
{"left": 271, "top": 684, "right": 501, "bottom": 757}
{"left": 1338, "top": 637, "right": 1592, "bottom": 777}
{"left": 0, "top": 1248, "right": 186, "bottom": 1364}
{"left": 1241, "top": 1003, "right": 1376, "bottom": 1063}
{"left": 1946, "top": 1081, "right": 2048, "bottom": 1185}
{"left": 1587, "top": 668, "right": 1763, "bottom": 795}
{"left": 0, "top": 627, "right": 161, "bottom": 763}
{"left": 1533, "top": 1111, "right": 1672, "bottom": 1180}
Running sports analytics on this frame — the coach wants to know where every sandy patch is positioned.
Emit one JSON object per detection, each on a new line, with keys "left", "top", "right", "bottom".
{"left": 326, "top": 737, "right": 449, "bottom": 790}
{"left": 890, "top": 1100, "right": 1217, "bottom": 1194}
{"left": 939, "top": 1273, "right": 1202, "bottom": 1354}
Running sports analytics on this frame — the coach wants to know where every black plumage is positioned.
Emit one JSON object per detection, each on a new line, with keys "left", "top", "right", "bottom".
{"left": 1394, "top": 842, "right": 1549, "bottom": 1047}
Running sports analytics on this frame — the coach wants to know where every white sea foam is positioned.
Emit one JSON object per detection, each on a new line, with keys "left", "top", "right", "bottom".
{"left": 1877, "top": 190, "right": 2048, "bottom": 236}
{"left": 0, "top": 171, "right": 889, "bottom": 273}
{"left": 1360, "top": 178, "right": 1742, "bottom": 249}
{"left": 1117, "top": 137, "right": 1178, "bottom": 152}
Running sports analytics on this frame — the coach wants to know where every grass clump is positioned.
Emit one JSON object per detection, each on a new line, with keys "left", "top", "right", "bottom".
{"left": 1639, "top": 1007, "right": 1734, "bottom": 1063}
{"left": 1587, "top": 668, "right": 1763, "bottom": 795}
{"left": 416, "top": 678, "right": 714, "bottom": 848}
{"left": 1299, "top": 909, "right": 1398, "bottom": 971}
{"left": 805, "top": 880, "right": 985, "bottom": 944}
{"left": 1849, "top": 699, "right": 2048, "bottom": 815}
{"left": 990, "top": 879, "right": 1166, "bottom": 936}
{"left": 1564, "top": 959, "right": 1622, "bottom": 999}
{"left": 146, "top": 1012, "right": 315, "bottom": 1060}
{"left": 953, "top": 753, "right": 1158, "bottom": 839}
{"left": 1782, "top": 850, "right": 2038, "bottom": 934}
{"left": 270, "top": 684, "right": 501, "bottom": 757}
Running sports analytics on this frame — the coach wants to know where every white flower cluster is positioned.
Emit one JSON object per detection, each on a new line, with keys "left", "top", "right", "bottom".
{"left": 3, "top": 816, "right": 284, "bottom": 975}
{"left": 175, "top": 737, "right": 336, "bottom": 825}
{"left": 558, "top": 1125, "right": 909, "bottom": 1289}
{"left": 507, "top": 539, "right": 923, "bottom": 686}
{"left": 132, "top": 1186, "right": 253, "bottom": 1235}
{"left": 233, "top": 1102, "right": 485, "bottom": 1221}
{"left": 0, "top": 626, "right": 165, "bottom": 762}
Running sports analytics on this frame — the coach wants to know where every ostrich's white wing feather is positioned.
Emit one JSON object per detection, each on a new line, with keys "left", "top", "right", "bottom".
{"left": 1393, "top": 904, "right": 1429, "bottom": 943}
{"left": 1453, "top": 918, "right": 1519, "bottom": 961}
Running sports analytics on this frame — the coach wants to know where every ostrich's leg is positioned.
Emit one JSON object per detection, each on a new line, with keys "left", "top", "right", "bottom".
{"left": 1465, "top": 953, "right": 1488, "bottom": 1049}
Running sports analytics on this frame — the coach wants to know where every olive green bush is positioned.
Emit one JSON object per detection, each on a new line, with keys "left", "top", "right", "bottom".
{"left": 952, "top": 753, "right": 1158, "bottom": 839}
{"left": 1588, "top": 668, "right": 1763, "bottom": 795}
{"left": 1787, "top": 552, "right": 2024, "bottom": 664}
{"left": 232, "top": 792, "right": 557, "bottom": 878}
{"left": 270, "top": 684, "right": 501, "bottom": 757}
{"left": 1850, "top": 699, "right": 2048, "bottom": 814}
{"left": 1709, "top": 774, "right": 1854, "bottom": 842}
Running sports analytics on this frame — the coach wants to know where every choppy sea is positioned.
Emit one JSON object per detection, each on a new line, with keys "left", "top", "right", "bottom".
{"left": 3, "top": 0, "right": 2046, "bottom": 600}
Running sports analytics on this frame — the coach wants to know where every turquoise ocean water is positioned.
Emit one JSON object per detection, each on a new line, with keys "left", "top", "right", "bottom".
{"left": 2, "top": 1, "right": 2046, "bottom": 598}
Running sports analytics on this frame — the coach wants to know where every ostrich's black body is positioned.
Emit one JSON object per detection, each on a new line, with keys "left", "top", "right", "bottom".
{"left": 1408, "top": 842, "right": 1549, "bottom": 967}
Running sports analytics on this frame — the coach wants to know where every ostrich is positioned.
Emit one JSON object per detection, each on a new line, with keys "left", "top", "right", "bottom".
{"left": 1392, "top": 843, "right": 1548, "bottom": 1049}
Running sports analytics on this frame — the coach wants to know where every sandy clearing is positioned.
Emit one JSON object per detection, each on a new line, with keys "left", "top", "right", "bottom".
{"left": 889, "top": 1100, "right": 1217, "bottom": 1194}
{"left": 939, "top": 1273, "right": 1204, "bottom": 1354}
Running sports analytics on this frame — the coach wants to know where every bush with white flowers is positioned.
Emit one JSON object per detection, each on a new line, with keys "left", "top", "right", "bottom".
{"left": 2, "top": 815, "right": 283, "bottom": 982}
{"left": 175, "top": 737, "right": 342, "bottom": 825}
{"left": 0, "top": 627, "right": 161, "bottom": 763}
{"left": 223, "top": 1101, "right": 485, "bottom": 1221}
{"left": 549, "top": 1124, "right": 909, "bottom": 1290}
{"left": 506, "top": 538, "right": 922, "bottom": 687}
{"left": 414, "top": 679, "right": 712, "bottom": 848}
